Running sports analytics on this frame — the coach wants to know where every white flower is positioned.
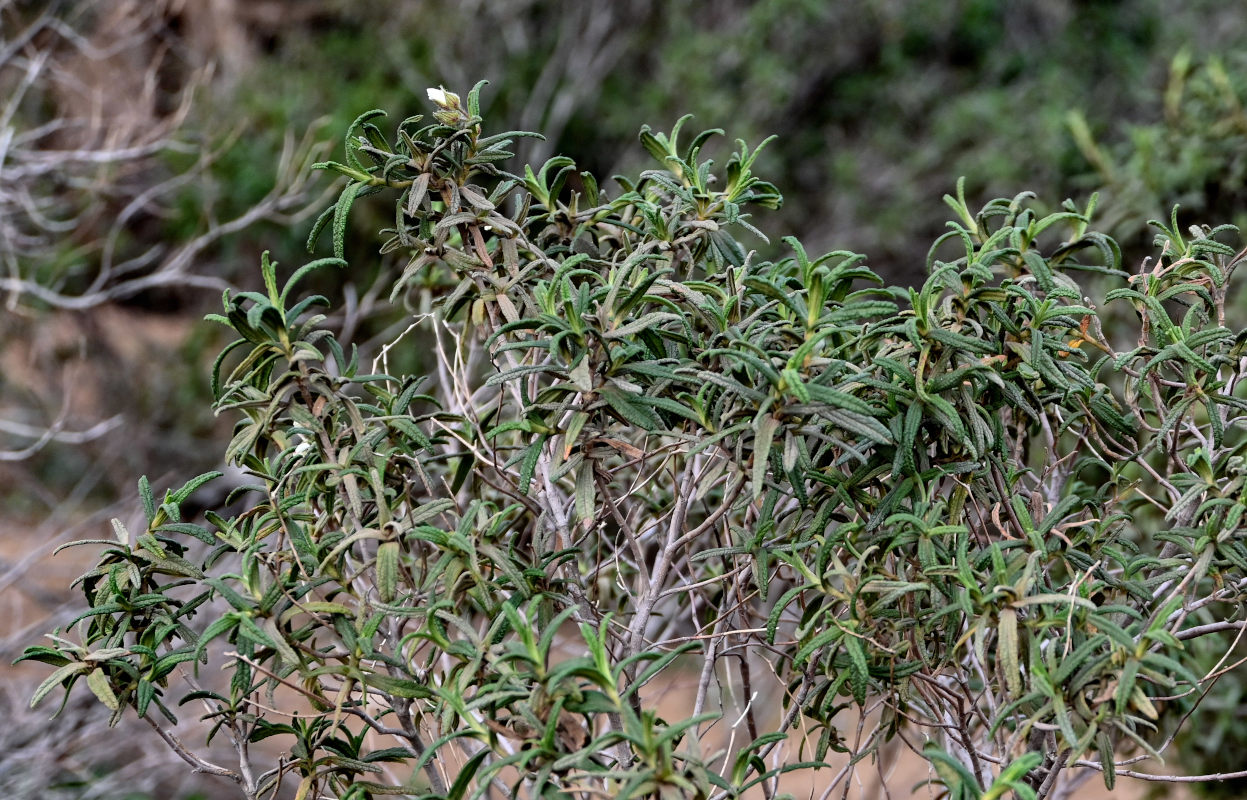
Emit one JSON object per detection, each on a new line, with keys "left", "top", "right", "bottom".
{"left": 426, "top": 87, "right": 460, "bottom": 109}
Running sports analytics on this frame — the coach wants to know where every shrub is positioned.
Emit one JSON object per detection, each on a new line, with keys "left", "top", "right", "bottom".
{"left": 21, "top": 84, "right": 1247, "bottom": 799}
{"left": 1070, "top": 50, "right": 1247, "bottom": 254}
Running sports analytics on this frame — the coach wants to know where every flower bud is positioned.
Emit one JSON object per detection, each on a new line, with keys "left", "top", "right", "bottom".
{"left": 426, "top": 87, "right": 461, "bottom": 110}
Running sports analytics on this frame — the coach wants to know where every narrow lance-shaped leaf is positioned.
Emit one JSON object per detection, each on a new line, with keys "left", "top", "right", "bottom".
{"left": 752, "top": 414, "right": 781, "bottom": 500}
{"left": 998, "top": 607, "right": 1022, "bottom": 696}
{"left": 376, "top": 541, "right": 399, "bottom": 603}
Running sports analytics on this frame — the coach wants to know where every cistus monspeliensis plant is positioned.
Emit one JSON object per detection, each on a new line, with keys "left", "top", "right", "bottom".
{"left": 21, "top": 83, "right": 1247, "bottom": 800}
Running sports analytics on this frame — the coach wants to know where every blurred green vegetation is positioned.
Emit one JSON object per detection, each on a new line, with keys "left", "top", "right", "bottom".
{"left": 193, "top": 0, "right": 1247, "bottom": 285}
{"left": 1175, "top": 644, "right": 1247, "bottom": 798}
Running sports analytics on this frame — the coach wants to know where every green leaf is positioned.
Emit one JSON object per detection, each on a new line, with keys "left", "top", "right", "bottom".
{"left": 306, "top": 204, "right": 336, "bottom": 253}
{"left": 155, "top": 522, "right": 215, "bottom": 545}
{"left": 138, "top": 476, "right": 155, "bottom": 523}
{"left": 288, "top": 602, "right": 355, "bottom": 620}
{"left": 13, "top": 646, "right": 72, "bottom": 668}
{"left": 998, "top": 607, "right": 1022, "bottom": 695}
{"left": 518, "top": 436, "right": 544, "bottom": 495}
{"left": 376, "top": 541, "right": 399, "bottom": 603}
{"left": 846, "top": 633, "right": 869, "bottom": 705}
{"left": 136, "top": 679, "right": 156, "bottom": 719}
{"left": 447, "top": 748, "right": 490, "bottom": 800}
{"left": 924, "top": 394, "right": 972, "bottom": 451}
{"left": 752, "top": 414, "right": 781, "bottom": 500}
{"left": 287, "top": 519, "right": 320, "bottom": 575}
{"left": 1096, "top": 732, "right": 1116, "bottom": 790}
{"left": 170, "top": 471, "right": 223, "bottom": 504}
{"left": 599, "top": 386, "right": 663, "bottom": 431}
{"left": 898, "top": 401, "right": 923, "bottom": 474}
{"left": 982, "top": 751, "right": 1042, "bottom": 800}
{"left": 367, "top": 672, "right": 433, "bottom": 700}
{"left": 343, "top": 108, "right": 387, "bottom": 170}
{"left": 31, "top": 662, "right": 90, "bottom": 709}
{"left": 924, "top": 742, "right": 982, "bottom": 798}
{"left": 193, "top": 613, "right": 241, "bottom": 668}
{"left": 574, "top": 462, "right": 596, "bottom": 523}
{"left": 333, "top": 181, "right": 364, "bottom": 260}
{"left": 606, "top": 312, "right": 681, "bottom": 339}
